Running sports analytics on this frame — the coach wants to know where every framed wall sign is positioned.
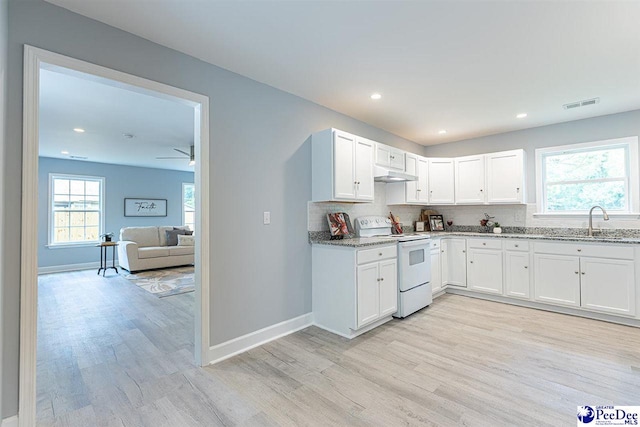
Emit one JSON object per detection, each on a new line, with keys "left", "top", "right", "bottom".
{"left": 124, "top": 198, "right": 167, "bottom": 217}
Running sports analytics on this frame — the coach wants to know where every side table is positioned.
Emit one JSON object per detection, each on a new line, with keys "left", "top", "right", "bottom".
{"left": 96, "top": 242, "right": 119, "bottom": 276}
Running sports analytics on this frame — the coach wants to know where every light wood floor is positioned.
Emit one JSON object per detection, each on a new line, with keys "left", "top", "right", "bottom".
{"left": 37, "top": 270, "right": 640, "bottom": 426}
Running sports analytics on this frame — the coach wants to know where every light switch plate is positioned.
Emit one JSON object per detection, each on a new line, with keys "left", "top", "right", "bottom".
{"left": 263, "top": 211, "right": 271, "bottom": 225}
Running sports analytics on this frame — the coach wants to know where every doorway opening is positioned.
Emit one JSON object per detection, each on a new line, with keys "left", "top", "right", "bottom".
{"left": 20, "top": 46, "right": 210, "bottom": 426}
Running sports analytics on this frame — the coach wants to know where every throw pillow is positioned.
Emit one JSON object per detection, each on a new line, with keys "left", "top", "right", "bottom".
{"left": 174, "top": 227, "right": 194, "bottom": 236}
{"left": 165, "top": 229, "right": 188, "bottom": 246}
{"left": 177, "top": 234, "right": 195, "bottom": 246}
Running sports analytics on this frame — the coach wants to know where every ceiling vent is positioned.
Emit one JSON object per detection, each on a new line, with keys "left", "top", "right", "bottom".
{"left": 563, "top": 97, "right": 600, "bottom": 110}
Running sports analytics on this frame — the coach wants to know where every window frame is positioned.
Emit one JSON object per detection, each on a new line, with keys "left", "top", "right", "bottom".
{"left": 535, "top": 136, "right": 640, "bottom": 216}
{"left": 182, "top": 182, "right": 195, "bottom": 231}
{"left": 48, "top": 173, "right": 105, "bottom": 248}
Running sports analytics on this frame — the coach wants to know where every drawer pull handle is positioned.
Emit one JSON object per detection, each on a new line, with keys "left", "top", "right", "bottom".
{"left": 575, "top": 271, "right": 579, "bottom": 274}
{"left": 581, "top": 272, "right": 585, "bottom": 275}
{"left": 482, "top": 242, "right": 486, "bottom": 246}
{"left": 470, "top": 261, "right": 474, "bottom": 263}
{"left": 462, "top": 250, "right": 466, "bottom": 253}
{"left": 514, "top": 244, "right": 519, "bottom": 247}
{"left": 524, "top": 266, "right": 528, "bottom": 269}
{"left": 380, "top": 277, "right": 384, "bottom": 281}
{"left": 379, "top": 253, "right": 383, "bottom": 256}
{"left": 577, "top": 249, "right": 582, "bottom": 252}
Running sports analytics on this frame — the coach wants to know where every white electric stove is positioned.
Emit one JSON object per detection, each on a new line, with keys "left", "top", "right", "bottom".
{"left": 355, "top": 216, "right": 432, "bottom": 318}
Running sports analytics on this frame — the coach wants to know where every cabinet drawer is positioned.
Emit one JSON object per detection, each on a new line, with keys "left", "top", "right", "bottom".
{"left": 357, "top": 245, "right": 397, "bottom": 264}
{"left": 429, "top": 239, "right": 441, "bottom": 250}
{"left": 533, "top": 241, "right": 634, "bottom": 260}
{"left": 505, "top": 240, "right": 529, "bottom": 252}
{"left": 467, "top": 238, "right": 502, "bottom": 250}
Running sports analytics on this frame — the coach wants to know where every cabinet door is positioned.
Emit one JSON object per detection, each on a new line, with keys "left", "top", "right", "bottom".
{"left": 357, "top": 263, "right": 380, "bottom": 328}
{"left": 375, "top": 143, "right": 392, "bottom": 168}
{"left": 430, "top": 248, "right": 442, "bottom": 294}
{"left": 442, "top": 238, "right": 466, "bottom": 287}
{"left": 417, "top": 157, "right": 429, "bottom": 203}
{"left": 428, "top": 159, "right": 455, "bottom": 204}
{"left": 354, "top": 137, "right": 374, "bottom": 201}
{"left": 534, "top": 254, "right": 580, "bottom": 307}
{"left": 379, "top": 259, "right": 398, "bottom": 317}
{"left": 333, "top": 131, "right": 356, "bottom": 200}
{"left": 467, "top": 249, "right": 502, "bottom": 295}
{"left": 455, "top": 155, "right": 486, "bottom": 204}
{"left": 405, "top": 153, "right": 419, "bottom": 203}
{"left": 467, "top": 249, "right": 503, "bottom": 294}
{"left": 580, "top": 257, "right": 636, "bottom": 316}
{"left": 486, "top": 150, "right": 524, "bottom": 203}
{"left": 389, "top": 148, "right": 405, "bottom": 170}
{"left": 505, "top": 251, "right": 530, "bottom": 299}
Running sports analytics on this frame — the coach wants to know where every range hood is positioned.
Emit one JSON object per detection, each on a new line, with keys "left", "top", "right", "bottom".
{"left": 373, "top": 166, "right": 418, "bottom": 183}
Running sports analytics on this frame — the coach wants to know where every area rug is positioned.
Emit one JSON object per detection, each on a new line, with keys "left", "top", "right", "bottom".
{"left": 122, "top": 266, "right": 194, "bottom": 298}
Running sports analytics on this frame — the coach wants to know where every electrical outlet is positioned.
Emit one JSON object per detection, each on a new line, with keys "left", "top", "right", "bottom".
{"left": 263, "top": 211, "right": 271, "bottom": 225}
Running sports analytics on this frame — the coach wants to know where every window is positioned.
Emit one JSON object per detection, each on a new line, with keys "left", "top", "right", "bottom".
{"left": 183, "top": 182, "right": 195, "bottom": 232}
{"left": 535, "top": 137, "right": 639, "bottom": 214}
{"left": 49, "top": 174, "right": 105, "bottom": 246}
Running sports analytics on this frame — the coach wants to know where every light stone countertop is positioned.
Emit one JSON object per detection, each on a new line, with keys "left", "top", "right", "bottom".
{"left": 310, "top": 231, "right": 640, "bottom": 248}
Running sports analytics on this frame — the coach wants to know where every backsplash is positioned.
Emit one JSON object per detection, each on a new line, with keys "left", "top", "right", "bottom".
{"left": 308, "top": 183, "right": 423, "bottom": 231}
{"left": 430, "top": 204, "right": 640, "bottom": 230}
{"left": 308, "top": 185, "right": 640, "bottom": 232}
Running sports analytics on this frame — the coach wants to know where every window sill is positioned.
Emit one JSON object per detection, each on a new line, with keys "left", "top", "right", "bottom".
{"left": 532, "top": 213, "right": 640, "bottom": 220}
{"left": 46, "top": 242, "right": 101, "bottom": 249}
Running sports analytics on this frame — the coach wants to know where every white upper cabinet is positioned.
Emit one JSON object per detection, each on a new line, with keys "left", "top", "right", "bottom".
{"left": 354, "top": 137, "right": 375, "bottom": 201}
{"left": 376, "top": 142, "right": 405, "bottom": 171}
{"left": 486, "top": 149, "right": 525, "bottom": 203}
{"left": 455, "top": 155, "right": 486, "bottom": 204}
{"left": 428, "top": 158, "right": 455, "bottom": 204}
{"left": 386, "top": 153, "right": 429, "bottom": 205}
{"left": 311, "top": 129, "right": 374, "bottom": 202}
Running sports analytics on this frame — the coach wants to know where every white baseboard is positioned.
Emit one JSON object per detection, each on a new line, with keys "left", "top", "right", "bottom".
{"left": 2, "top": 415, "right": 18, "bottom": 427}
{"left": 38, "top": 261, "right": 104, "bottom": 274}
{"left": 208, "top": 312, "right": 313, "bottom": 365}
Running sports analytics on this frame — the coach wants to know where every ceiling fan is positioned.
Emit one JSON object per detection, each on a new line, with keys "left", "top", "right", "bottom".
{"left": 156, "top": 146, "right": 195, "bottom": 166}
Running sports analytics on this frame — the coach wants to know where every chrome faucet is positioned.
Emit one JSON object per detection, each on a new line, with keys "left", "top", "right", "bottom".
{"left": 588, "top": 205, "right": 610, "bottom": 236}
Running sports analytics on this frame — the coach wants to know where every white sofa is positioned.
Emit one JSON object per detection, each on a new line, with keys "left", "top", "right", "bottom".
{"left": 118, "top": 226, "right": 194, "bottom": 272}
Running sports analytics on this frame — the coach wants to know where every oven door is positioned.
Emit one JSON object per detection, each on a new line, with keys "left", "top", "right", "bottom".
{"left": 398, "top": 240, "right": 431, "bottom": 292}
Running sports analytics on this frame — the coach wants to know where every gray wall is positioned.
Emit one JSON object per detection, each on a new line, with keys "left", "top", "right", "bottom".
{"left": 0, "top": 0, "right": 8, "bottom": 418}
{"left": 38, "top": 157, "right": 194, "bottom": 268}
{"left": 423, "top": 109, "right": 640, "bottom": 203}
{"left": 3, "top": 0, "right": 422, "bottom": 417}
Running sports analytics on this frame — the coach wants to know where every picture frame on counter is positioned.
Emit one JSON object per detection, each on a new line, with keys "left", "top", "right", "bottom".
{"left": 415, "top": 221, "right": 426, "bottom": 232}
{"left": 429, "top": 214, "right": 445, "bottom": 231}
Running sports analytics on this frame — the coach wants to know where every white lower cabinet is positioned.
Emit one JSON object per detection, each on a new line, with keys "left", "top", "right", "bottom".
{"left": 504, "top": 251, "right": 530, "bottom": 299}
{"left": 467, "top": 248, "right": 503, "bottom": 294}
{"left": 466, "top": 239, "right": 503, "bottom": 294}
{"left": 313, "top": 244, "right": 398, "bottom": 338}
{"left": 534, "top": 254, "right": 581, "bottom": 307}
{"left": 430, "top": 240, "right": 443, "bottom": 295}
{"left": 533, "top": 243, "right": 636, "bottom": 316}
{"left": 580, "top": 257, "right": 635, "bottom": 316}
{"left": 442, "top": 238, "right": 467, "bottom": 287}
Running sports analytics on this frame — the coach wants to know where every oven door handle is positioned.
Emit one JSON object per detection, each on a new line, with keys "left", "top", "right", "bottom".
{"left": 399, "top": 239, "right": 431, "bottom": 248}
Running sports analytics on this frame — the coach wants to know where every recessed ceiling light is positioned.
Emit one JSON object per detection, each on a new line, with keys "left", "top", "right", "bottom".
{"left": 516, "top": 113, "right": 528, "bottom": 119}
{"left": 370, "top": 93, "right": 382, "bottom": 100}
{"left": 438, "top": 130, "right": 447, "bottom": 135}
{"left": 73, "top": 128, "right": 85, "bottom": 133}
{"left": 61, "top": 150, "right": 69, "bottom": 155}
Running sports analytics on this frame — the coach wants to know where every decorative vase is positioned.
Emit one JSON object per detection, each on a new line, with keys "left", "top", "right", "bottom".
{"left": 493, "top": 227, "right": 502, "bottom": 234}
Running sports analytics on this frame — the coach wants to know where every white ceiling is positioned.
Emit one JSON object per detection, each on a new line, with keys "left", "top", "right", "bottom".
{"left": 39, "top": 67, "right": 196, "bottom": 171}
{"left": 45, "top": 0, "right": 640, "bottom": 146}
